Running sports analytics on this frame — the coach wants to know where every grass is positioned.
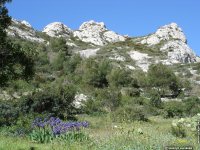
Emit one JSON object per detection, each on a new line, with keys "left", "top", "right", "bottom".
{"left": 0, "top": 115, "right": 199, "bottom": 150}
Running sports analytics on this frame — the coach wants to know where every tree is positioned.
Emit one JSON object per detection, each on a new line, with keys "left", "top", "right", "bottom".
{"left": 83, "top": 59, "right": 111, "bottom": 88}
{"left": 147, "top": 63, "right": 181, "bottom": 97}
{"left": 0, "top": 0, "right": 34, "bottom": 86}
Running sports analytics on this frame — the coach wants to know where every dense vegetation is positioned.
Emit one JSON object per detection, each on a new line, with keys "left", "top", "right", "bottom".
{"left": 1, "top": 0, "right": 200, "bottom": 149}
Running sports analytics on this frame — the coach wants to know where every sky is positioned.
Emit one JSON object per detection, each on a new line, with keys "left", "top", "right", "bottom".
{"left": 6, "top": 0, "right": 200, "bottom": 55}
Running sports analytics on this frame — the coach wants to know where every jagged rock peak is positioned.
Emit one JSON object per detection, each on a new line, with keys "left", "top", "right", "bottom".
{"left": 43, "top": 22, "right": 72, "bottom": 38}
{"left": 11, "top": 18, "right": 32, "bottom": 28}
{"left": 7, "top": 18, "right": 45, "bottom": 43}
{"left": 141, "top": 22, "right": 187, "bottom": 45}
{"left": 21, "top": 20, "right": 32, "bottom": 28}
{"left": 79, "top": 20, "right": 106, "bottom": 31}
{"left": 74, "top": 20, "right": 126, "bottom": 46}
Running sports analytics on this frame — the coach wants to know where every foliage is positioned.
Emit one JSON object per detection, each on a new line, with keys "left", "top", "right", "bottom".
{"left": 182, "top": 96, "right": 200, "bottom": 116}
{"left": 163, "top": 101, "right": 184, "bottom": 118}
{"left": 19, "top": 84, "right": 76, "bottom": 119}
{"left": 107, "top": 68, "right": 139, "bottom": 88}
{"left": 147, "top": 63, "right": 182, "bottom": 97}
{"left": 171, "top": 124, "right": 186, "bottom": 138}
{"left": 149, "top": 90, "right": 162, "bottom": 108}
{"left": 63, "top": 54, "right": 82, "bottom": 74}
{"left": 0, "top": 1, "right": 35, "bottom": 86}
{"left": 84, "top": 88, "right": 121, "bottom": 113}
{"left": 0, "top": 101, "right": 19, "bottom": 126}
{"left": 51, "top": 51, "right": 65, "bottom": 70}
{"left": 112, "top": 105, "right": 148, "bottom": 122}
{"left": 120, "top": 87, "right": 140, "bottom": 97}
{"left": 82, "top": 59, "right": 112, "bottom": 88}
{"left": 49, "top": 38, "right": 69, "bottom": 54}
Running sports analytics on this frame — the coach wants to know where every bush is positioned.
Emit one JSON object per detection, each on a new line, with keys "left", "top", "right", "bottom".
{"left": 121, "top": 87, "right": 140, "bottom": 97}
{"left": 149, "top": 90, "right": 162, "bottom": 108}
{"left": 82, "top": 59, "right": 111, "bottom": 88}
{"left": 163, "top": 101, "right": 184, "bottom": 118}
{"left": 0, "top": 102, "right": 19, "bottom": 126}
{"left": 183, "top": 97, "right": 200, "bottom": 116}
{"left": 147, "top": 63, "right": 182, "bottom": 97}
{"left": 84, "top": 88, "right": 121, "bottom": 113}
{"left": 112, "top": 105, "right": 148, "bottom": 122}
{"left": 19, "top": 84, "right": 76, "bottom": 119}
{"left": 171, "top": 124, "right": 186, "bottom": 138}
{"left": 107, "top": 68, "right": 139, "bottom": 88}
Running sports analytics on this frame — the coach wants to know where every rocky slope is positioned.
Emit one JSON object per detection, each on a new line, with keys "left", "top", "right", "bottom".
{"left": 7, "top": 19, "right": 45, "bottom": 43}
{"left": 2, "top": 18, "right": 200, "bottom": 102}
{"left": 7, "top": 19, "right": 199, "bottom": 70}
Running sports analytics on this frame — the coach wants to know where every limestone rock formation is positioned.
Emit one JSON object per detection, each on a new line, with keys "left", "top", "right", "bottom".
{"left": 73, "top": 20, "right": 126, "bottom": 46}
{"left": 141, "top": 23, "right": 186, "bottom": 45}
{"left": 7, "top": 19, "right": 45, "bottom": 43}
{"left": 43, "top": 22, "right": 72, "bottom": 38}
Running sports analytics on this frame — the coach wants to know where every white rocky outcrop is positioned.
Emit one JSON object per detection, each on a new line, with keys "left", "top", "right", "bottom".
{"left": 43, "top": 22, "right": 72, "bottom": 38}
{"left": 128, "top": 51, "right": 151, "bottom": 72}
{"left": 161, "top": 41, "right": 196, "bottom": 63}
{"left": 7, "top": 19, "right": 45, "bottom": 43}
{"left": 77, "top": 48, "right": 100, "bottom": 58}
{"left": 141, "top": 23, "right": 186, "bottom": 45}
{"left": 73, "top": 93, "right": 88, "bottom": 109}
{"left": 21, "top": 20, "right": 32, "bottom": 28}
{"left": 73, "top": 20, "right": 126, "bottom": 45}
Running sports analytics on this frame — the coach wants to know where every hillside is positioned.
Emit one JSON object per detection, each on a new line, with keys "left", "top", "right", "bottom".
{"left": 1, "top": 18, "right": 200, "bottom": 100}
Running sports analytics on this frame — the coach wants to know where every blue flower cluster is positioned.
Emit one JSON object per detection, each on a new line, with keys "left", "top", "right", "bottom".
{"left": 32, "top": 117, "right": 89, "bottom": 135}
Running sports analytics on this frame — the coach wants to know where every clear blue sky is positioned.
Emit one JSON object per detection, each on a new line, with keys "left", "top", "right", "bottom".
{"left": 7, "top": 0, "right": 200, "bottom": 55}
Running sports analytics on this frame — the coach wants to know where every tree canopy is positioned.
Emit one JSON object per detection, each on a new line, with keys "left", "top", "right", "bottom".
{"left": 0, "top": 0, "right": 34, "bottom": 86}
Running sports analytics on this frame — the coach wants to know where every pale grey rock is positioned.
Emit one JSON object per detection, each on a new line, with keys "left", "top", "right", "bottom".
{"left": 21, "top": 20, "right": 32, "bottom": 28}
{"left": 109, "top": 54, "right": 125, "bottom": 61}
{"left": 77, "top": 48, "right": 100, "bottom": 58}
{"left": 103, "top": 31, "right": 126, "bottom": 43}
{"left": 73, "top": 93, "right": 88, "bottom": 108}
{"left": 7, "top": 19, "right": 45, "bottom": 43}
{"left": 66, "top": 42, "right": 77, "bottom": 47}
{"left": 73, "top": 20, "right": 126, "bottom": 45}
{"left": 125, "top": 65, "right": 136, "bottom": 70}
{"left": 43, "top": 22, "right": 72, "bottom": 38}
{"left": 12, "top": 92, "right": 21, "bottom": 99}
{"left": 128, "top": 51, "right": 151, "bottom": 72}
{"left": 141, "top": 23, "right": 186, "bottom": 45}
{"left": 161, "top": 41, "right": 196, "bottom": 63}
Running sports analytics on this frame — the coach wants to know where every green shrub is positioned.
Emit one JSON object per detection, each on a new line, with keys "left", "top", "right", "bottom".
{"left": 171, "top": 124, "right": 186, "bottom": 138}
{"left": 149, "top": 90, "right": 162, "bottom": 108}
{"left": 183, "top": 97, "right": 200, "bottom": 116}
{"left": 84, "top": 88, "right": 121, "bottom": 113}
{"left": 19, "top": 84, "right": 76, "bottom": 119}
{"left": 112, "top": 105, "right": 148, "bottom": 122}
{"left": 121, "top": 87, "right": 140, "bottom": 97}
{"left": 163, "top": 101, "right": 184, "bottom": 118}
{"left": 0, "top": 102, "right": 19, "bottom": 126}
{"left": 107, "top": 68, "right": 139, "bottom": 88}
{"left": 82, "top": 59, "right": 112, "bottom": 88}
{"left": 147, "top": 63, "right": 182, "bottom": 97}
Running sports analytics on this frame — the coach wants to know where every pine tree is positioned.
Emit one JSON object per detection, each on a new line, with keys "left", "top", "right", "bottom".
{"left": 0, "top": 0, "right": 34, "bottom": 86}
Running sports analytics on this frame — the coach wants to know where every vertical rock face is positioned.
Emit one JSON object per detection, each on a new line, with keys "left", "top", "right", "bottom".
{"left": 73, "top": 20, "right": 126, "bottom": 46}
{"left": 161, "top": 41, "right": 196, "bottom": 63}
{"left": 42, "top": 22, "right": 72, "bottom": 38}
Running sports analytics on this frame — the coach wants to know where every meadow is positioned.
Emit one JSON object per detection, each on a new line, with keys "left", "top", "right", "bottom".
{"left": 0, "top": 115, "right": 199, "bottom": 150}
